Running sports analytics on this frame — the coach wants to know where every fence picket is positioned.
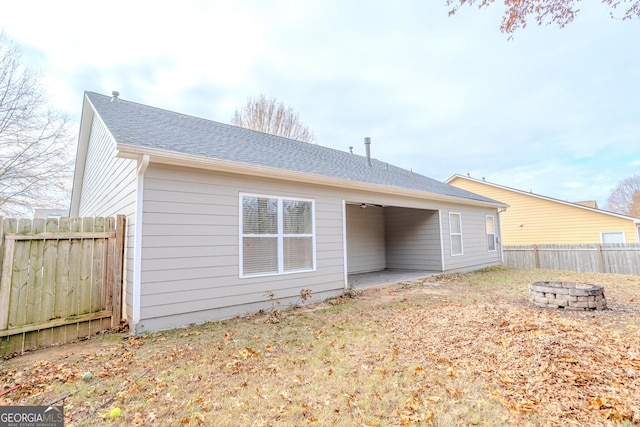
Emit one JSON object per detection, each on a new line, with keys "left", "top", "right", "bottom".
{"left": 77, "top": 218, "right": 95, "bottom": 337}
{"left": 22, "top": 219, "right": 45, "bottom": 350}
{"left": 54, "top": 218, "right": 70, "bottom": 320}
{"left": 28, "top": 219, "right": 46, "bottom": 325}
{"left": 79, "top": 218, "right": 94, "bottom": 318}
{"left": 92, "top": 217, "right": 106, "bottom": 315}
{"left": 53, "top": 218, "right": 72, "bottom": 347}
{"left": 9, "top": 220, "right": 33, "bottom": 328}
{"left": 41, "top": 218, "right": 59, "bottom": 323}
{"left": 67, "top": 218, "right": 82, "bottom": 318}
{"left": 38, "top": 218, "right": 60, "bottom": 349}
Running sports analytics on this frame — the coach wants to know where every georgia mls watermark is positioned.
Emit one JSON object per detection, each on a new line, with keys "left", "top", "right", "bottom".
{"left": 0, "top": 406, "right": 64, "bottom": 427}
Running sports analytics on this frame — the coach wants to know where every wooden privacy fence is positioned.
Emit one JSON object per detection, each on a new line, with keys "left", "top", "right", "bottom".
{"left": 503, "top": 244, "right": 640, "bottom": 275}
{"left": 0, "top": 216, "right": 125, "bottom": 356}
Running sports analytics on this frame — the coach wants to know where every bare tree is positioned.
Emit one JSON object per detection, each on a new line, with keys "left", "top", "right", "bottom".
{"left": 605, "top": 174, "right": 640, "bottom": 217}
{"left": 231, "top": 95, "right": 316, "bottom": 143}
{"left": 446, "top": 0, "right": 640, "bottom": 36}
{"left": 0, "top": 32, "right": 74, "bottom": 217}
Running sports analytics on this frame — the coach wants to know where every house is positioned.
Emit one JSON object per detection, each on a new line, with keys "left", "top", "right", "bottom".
{"left": 447, "top": 174, "right": 640, "bottom": 245}
{"left": 70, "top": 91, "right": 507, "bottom": 333}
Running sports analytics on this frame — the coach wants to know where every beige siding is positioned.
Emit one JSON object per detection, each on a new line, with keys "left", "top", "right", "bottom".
{"left": 138, "top": 164, "right": 503, "bottom": 332}
{"left": 385, "top": 207, "right": 441, "bottom": 270}
{"left": 449, "top": 177, "right": 640, "bottom": 245}
{"left": 346, "top": 205, "right": 385, "bottom": 273}
{"left": 76, "top": 116, "right": 138, "bottom": 323}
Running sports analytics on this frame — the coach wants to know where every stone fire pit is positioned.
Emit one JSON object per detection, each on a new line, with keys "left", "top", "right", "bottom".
{"left": 529, "top": 281, "right": 607, "bottom": 310}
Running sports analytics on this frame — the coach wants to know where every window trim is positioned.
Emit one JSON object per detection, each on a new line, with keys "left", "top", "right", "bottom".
{"left": 239, "top": 192, "right": 316, "bottom": 278}
{"left": 600, "top": 231, "right": 625, "bottom": 244}
{"left": 485, "top": 214, "right": 497, "bottom": 252}
{"left": 449, "top": 212, "right": 463, "bottom": 256}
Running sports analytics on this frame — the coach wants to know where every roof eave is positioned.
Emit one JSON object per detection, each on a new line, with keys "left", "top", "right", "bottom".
{"left": 69, "top": 93, "right": 96, "bottom": 216}
{"left": 116, "top": 145, "right": 506, "bottom": 209}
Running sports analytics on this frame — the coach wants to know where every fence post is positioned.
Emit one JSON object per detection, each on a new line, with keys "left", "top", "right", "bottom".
{"left": 533, "top": 244, "right": 540, "bottom": 269}
{"left": 112, "top": 215, "right": 126, "bottom": 328}
{"left": 0, "top": 217, "right": 3, "bottom": 286}
{"left": 0, "top": 218, "right": 17, "bottom": 330}
{"left": 597, "top": 244, "right": 606, "bottom": 273}
{"left": 0, "top": 217, "right": 5, "bottom": 330}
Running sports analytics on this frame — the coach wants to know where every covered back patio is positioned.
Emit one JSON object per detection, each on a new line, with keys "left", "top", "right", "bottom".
{"left": 344, "top": 202, "right": 443, "bottom": 288}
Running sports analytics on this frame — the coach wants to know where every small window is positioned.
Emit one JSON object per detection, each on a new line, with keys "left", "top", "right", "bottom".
{"left": 601, "top": 232, "right": 625, "bottom": 244}
{"left": 449, "top": 212, "right": 463, "bottom": 256}
{"left": 486, "top": 215, "right": 497, "bottom": 251}
{"left": 240, "top": 194, "right": 315, "bottom": 277}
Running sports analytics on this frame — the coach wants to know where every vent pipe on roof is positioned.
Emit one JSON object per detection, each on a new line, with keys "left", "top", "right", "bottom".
{"left": 349, "top": 146, "right": 353, "bottom": 154}
{"left": 364, "top": 137, "right": 371, "bottom": 166}
{"left": 111, "top": 91, "right": 120, "bottom": 102}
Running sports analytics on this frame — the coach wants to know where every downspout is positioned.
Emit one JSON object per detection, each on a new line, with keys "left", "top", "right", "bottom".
{"left": 497, "top": 209, "right": 505, "bottom": 263}
{"left": 132, "top": 154, "right": 150, "bottom": 333}
{"left": 438, "top": 210, "right": 445, "bottom": 272}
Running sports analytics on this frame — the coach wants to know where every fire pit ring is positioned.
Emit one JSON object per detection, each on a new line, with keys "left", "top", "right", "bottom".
{"left": 529, "top": 281, "right": 607, "bottom": 310}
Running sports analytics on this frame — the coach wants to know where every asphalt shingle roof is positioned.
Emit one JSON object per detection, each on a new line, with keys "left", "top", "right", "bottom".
{"left": 86, "top": 91, "right": 501, "bottom": 205}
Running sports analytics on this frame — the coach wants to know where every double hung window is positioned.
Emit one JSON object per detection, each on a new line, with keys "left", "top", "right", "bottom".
{"left": 240, "top": 194, "right": 315, "bottom": 277}
{"left": 486, "top": 215, "right": 497, "bottom": 251}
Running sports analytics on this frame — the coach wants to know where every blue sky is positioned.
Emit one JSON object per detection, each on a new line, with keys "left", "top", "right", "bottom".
{"left": 2, "top": 0, "right": 638, "bottom": 208}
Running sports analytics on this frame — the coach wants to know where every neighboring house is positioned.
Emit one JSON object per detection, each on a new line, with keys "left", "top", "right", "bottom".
{"left": 447, "top": 174, "right": 640, "bottom": 245}
{"left": 71, "top": 91, "right": 507, "bottom": 333}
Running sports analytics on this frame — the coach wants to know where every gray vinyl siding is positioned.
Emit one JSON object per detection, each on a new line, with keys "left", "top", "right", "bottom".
{"left": 441, "top": 205, "right": 502, "bottom": 273}
{"left": 136, "top": 163, "right": 502, "bottom": 332}
{"left": 346, "top": 205, "right": 385, "bottom": 273}
{"left": 137, "top": 165, "right": 345, "bottom": 333}
{"left": 385, "top": 207, "right": 441, "bottom": 270}
{"left": 76, "top": 115, "right": 138, "bottom": 323}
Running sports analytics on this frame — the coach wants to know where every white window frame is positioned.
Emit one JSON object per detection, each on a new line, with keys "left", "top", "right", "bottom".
{"left": 600, "top": 231, "right": 625, "bottom": 244}
{"left": 239, "top": 193, "right": 316, "bottom": 278}
{"left": 485, "top": 215, "right": 497, "bottom": 252}
{"left": 449, "top": 212, "right": 463, "bottom": 256}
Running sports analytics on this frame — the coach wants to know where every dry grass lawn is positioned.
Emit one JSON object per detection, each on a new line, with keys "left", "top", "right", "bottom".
{"left": 1, "top": 266, "right": 640, "bottom": 426}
